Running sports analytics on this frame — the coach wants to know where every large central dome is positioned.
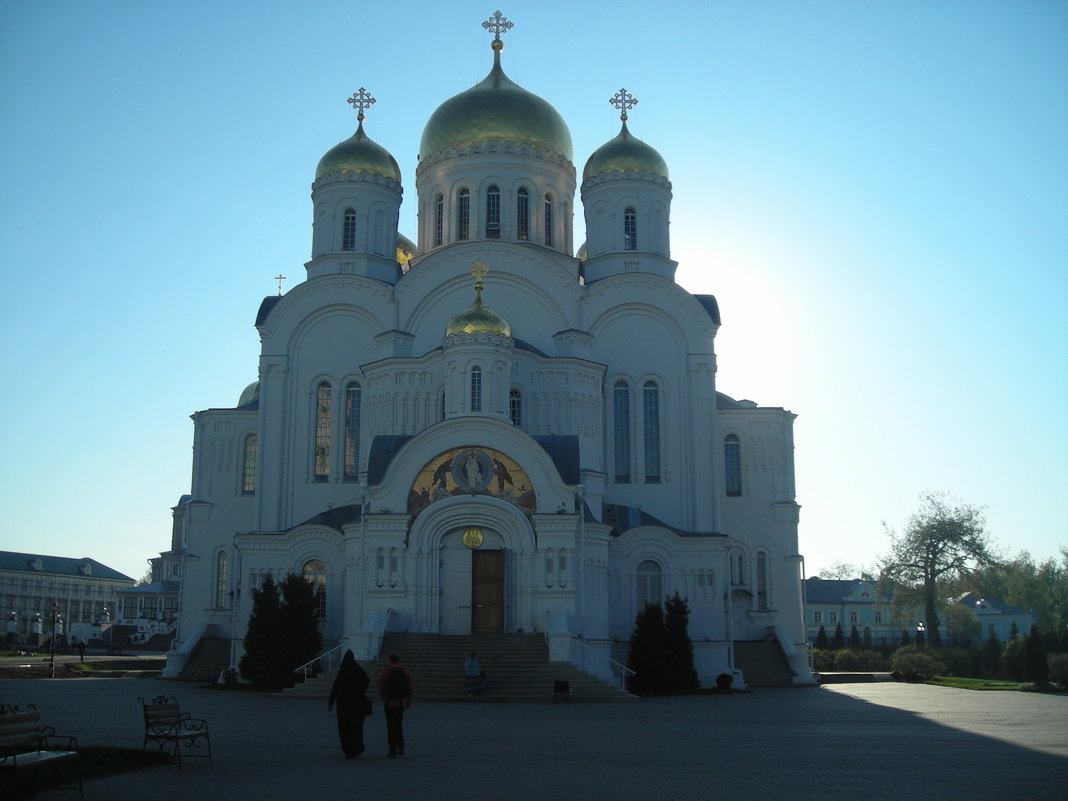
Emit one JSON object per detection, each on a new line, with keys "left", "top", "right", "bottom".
{"left": 419, "top": 48, "right": 573, "bottom": 163}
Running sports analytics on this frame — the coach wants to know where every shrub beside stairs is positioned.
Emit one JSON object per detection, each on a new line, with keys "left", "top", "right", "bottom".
{"left": 284, "top": 634, "right": 635, "bottom": 701}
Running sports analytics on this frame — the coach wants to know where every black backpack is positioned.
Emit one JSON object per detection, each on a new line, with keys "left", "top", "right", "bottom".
{"left": 386, "top": 667, "right": 410, "bottom": 698}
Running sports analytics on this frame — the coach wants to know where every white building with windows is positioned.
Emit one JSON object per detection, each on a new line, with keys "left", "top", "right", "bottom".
{"left": 162, "top": 14, "right": 810, "bottom": 688}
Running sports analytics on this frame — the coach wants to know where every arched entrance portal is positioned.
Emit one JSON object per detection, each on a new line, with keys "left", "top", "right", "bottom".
{"left": 440, "top": 527, "right": 505, "bottom": 634}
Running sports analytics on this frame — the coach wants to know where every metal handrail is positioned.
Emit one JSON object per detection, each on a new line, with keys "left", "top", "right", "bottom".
{"left": 570, "top": 637, "right": 635, "bottom": 690}
{"left": 294, "top": 642, "right": 346, "bottom": 682}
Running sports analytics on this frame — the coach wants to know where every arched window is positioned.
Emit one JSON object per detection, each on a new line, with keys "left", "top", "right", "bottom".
{"left": 643, "top": 380, "right": 660, "bottom": 482}
{"left": 509, "top": 388, "right": 522, "bottom": 426}
{"left": 636, "top": 560, "right": 662, "bottom": 609}
{"left": 457, "top": 188, "right": 470, "bottom": 240}
{"left": 486, "top": 185, "right": 501, "bottom": 238}
{"left": 440, "top": 387, "right": 446, "bottom": 420}
{"left": 731, "top": 553, "right": 746, "bottom": 585}
{"left": 214, "top": 551, "right": 228, "bottom": 609}
{"left": 517, "top": 188, "right": 529, "bottom": 240}
{"left": 302, "top": 559, "right": 327, "bottom": 620}
{"left": 756, "top": 552, "right": 768, "bottom": 610}
{"left": 724, "top": 434, "right": 741, "bottom": 496}
{"left": 314, "top": 381, "right": 332, "bottom": 482}
{"left": 544, "top": 193, "right": 554, "bottom": 246}
{"left": 241, "top": 433, "right": 257, "bottom": 495}
{"left": 613, "top": 380, "right": 631, "bottom": 482}
{"left": 434, "top": 194, "right": 444, "bottom": 246}
{"left": 342, "top": 207, "right": 357, "bottom": 251}
{"left": 624, "top": 207, "right": 637, "bottom": 250}
{"left": 470, "top": 366, "right": 482, "bottom": 412}
{"left": 343, "top": 382, "right": 361, "bottom": 481}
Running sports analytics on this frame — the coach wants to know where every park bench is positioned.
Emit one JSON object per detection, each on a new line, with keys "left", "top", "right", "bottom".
{"left": 138, "top": 695, "right": 212, "bottom": 769}
{"left": 0, "top": 702, "right": 82, "bottom": 799}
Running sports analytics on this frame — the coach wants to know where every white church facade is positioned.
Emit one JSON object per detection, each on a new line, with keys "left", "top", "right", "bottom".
{"left": 162, "top": 13, "right": 811, "bottom": 689}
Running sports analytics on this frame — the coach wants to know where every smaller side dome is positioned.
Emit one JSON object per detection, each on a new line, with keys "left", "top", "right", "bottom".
{"left": 583, "top": 121, "right": 668, "bottom": 181}
{"left": 316, "top": 121, "right": 401, "bottom": 182}
{"left": 238, "top": 381, "right": 260, "bottom": 407}
{"left": 445, "top": 261, "right": 512, "bottom": 338}
{"left": 397, "top": 233, "right": 417, "bottom": 271}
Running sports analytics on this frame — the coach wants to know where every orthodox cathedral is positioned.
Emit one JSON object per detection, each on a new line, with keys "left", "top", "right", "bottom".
{"left": 162, "top": 13, "right": 810, "bottom": 688}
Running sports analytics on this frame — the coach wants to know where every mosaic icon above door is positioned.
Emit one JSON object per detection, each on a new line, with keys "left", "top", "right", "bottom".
{"left": 408, "top": 447, "right": 535, "bottom": 516}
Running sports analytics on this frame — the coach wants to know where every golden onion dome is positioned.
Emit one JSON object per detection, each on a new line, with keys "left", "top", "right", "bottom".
{"left": 445, "top": 265, "right": 512, "bottom": 338}
{"left": 316, "top": 120, "right": 402, "bottom": 182}
{"left": 582, "top": 121, "right": 669, "bottom": 181}
{"left": 397, "top": 233, "right": 417, "bottom": 270}
{"left": 576, "top": 241, "right": 588, "bottom": 261}
{"left": 238, "top": 381, "right": 260, "bottom": 407}
{"left": 420, "top": 45, "right": 573, "bottom": 162}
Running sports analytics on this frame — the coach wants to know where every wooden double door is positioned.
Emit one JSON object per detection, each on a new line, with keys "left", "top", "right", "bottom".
{"left": 471, "top": 550, "right": 504, "bottom": 634}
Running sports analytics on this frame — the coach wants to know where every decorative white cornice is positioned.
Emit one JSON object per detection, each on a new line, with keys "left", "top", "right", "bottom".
{"left": 580, "top": 170, "right": 672, "bottom": 193}
{"left": 311, "top": 170, "right": 403, "bottom": 194}
{"left": 417, "top": 140, "right": 576, "bottom": 176}
{"left": 442, "top": 330, "right": 515, "bottom": 350}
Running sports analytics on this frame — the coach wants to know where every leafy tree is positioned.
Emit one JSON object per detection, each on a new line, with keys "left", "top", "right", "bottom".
{"left": 831, "top": 623, "right": 845, "bottom": 650}
{"left": 900, "top": 629, "right": 910, "bottom": 647}
{"left": 663, "top": 592, "right": 699, "bottom": 691}
{"left": 879, "top": 492, "right": 994, "bottom": 647}
{"left": 943, "top": 603, "right": 981, "bottom": 648}
{"left": 627, "top": 604, "right": 669, "bottom": 694}
{"left": 815, "top": 625, "right": 829, "bottom": 650}
{"left": 239, "top": 573, "right": 322, "bottom": 690}
{"left": 964, "top": 550, "right": 1068, "bottom": 635}
{"left": 1023, "top": 624, "right": 1048, "bottom": 685}
{"left": 1009, "top": 621, "right": 1019, "bottom": 641}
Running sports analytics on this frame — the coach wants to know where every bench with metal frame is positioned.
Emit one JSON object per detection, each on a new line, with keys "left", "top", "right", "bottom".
{"left": 0, "top": 702, "right": 82, "bottom": 799}
{"left": 138, "top": 695, "right": 212, "bottom": 769}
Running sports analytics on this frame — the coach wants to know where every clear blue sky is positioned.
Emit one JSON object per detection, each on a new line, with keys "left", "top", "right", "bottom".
{"left": 1, "top": 0, "right": 1065, "bottom": 582}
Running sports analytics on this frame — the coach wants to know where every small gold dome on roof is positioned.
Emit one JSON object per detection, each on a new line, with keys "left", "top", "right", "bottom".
{"left": 316, "top": 88, "right": 401, "bottom": 182}
{"left": 445, "top": 260, "right": 512, "bottom": 338}
{"left": 238, "top": 381, "right": 260, "bottom": 407}
{"left": 583, "top": 121, "right": 668, "bottom": 181}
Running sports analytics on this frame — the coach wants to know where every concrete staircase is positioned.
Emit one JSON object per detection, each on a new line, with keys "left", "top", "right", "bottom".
{"left": 178, "top": 636, "right": 230, "bottom": 682}
{"left": 733, "top": 640, "right": 796, "bottom": 687}
{"left": 285, "top": 633, "right": 635, "bottom": 701}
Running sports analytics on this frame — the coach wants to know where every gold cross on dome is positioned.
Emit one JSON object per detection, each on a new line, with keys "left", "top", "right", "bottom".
{"left": 482, "top": 10, "right": 514, "bottom": 40}
{"left": 468, "top": 259, "right": 490, "bottom": 287}
{"left": 346, "top": 87, "right": 376, "bottom": 122}
{"left": 610, "top": 88, "right": 638, "bottom": 122}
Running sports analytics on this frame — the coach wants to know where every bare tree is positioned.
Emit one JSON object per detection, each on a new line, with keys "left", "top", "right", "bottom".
{"left": 879, "top": 492, "right": 994, "bottom": 647}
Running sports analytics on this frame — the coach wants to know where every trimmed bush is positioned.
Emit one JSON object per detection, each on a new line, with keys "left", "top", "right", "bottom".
{"left": 891, "top": 650, "right": 945, "bottom": 682}
{"left": 833, "top": 649, "right": 865, "bottom": 670}
{"left": 1047, "top": 653, "right": 1068, "bottom": 688}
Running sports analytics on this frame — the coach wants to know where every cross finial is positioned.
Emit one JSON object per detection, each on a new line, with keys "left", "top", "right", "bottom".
{"left": 482, "top": 10, "right": 513, "bottom": 43}
{"left": 275, "top": 274, "right": 286, "bottom": 295}
{"left": 610, "top": 88, "right": 638, "bottom": 122}
{"left": 346, "top": 87, "right": 376, "bottom": 123}
{"left": 468, "top": 259, "right": 490, "bottom": 291}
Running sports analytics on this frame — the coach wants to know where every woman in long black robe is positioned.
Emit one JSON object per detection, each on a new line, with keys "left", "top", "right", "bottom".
{"left": 328, "top": 650, "right": 370, "bottom": 758}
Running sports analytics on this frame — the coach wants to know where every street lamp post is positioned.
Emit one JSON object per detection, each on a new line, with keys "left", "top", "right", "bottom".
{"left": 49, "top": 602, "right": 61, "bottom": 678}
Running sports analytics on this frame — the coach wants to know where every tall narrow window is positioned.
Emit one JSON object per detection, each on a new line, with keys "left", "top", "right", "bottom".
{"left": 613, "top": 380, "right": 631, "bottom": 482}
{"left": 724, "top": 434, "right": 741, "bottom": 496}
{"left": 517, "top": 188, "right": 529, "bottom": 240}
{"left": 470, "top": 366, "right": 482, "bottom": 412}
{"left": 302, "top": 559, "right": 327, "bottom": 620}
{"left": 544, "top": 193, "right": 554, "bottom": 246}
{"left": 636, "top": 560, "right": 662, "bottom": 609}
{"left": 343, "top": 382, "right": 361, "bottom": 481}
{"left": 440, "top": 388, "right": 446, "bottom": 420}
{"left": 643, "top": 380, "right": 660, "bottom": 482}
{"left": 509, "top": 388, "right": 522, "bottom": 426}
{"left": 314, "top": 381, "right": 332, "bottom": 482}
{"left": 624, "top": 207, "right": 637, "bottom": 250}
{"left": 434, "top": 194, "right": 444, "bottom": 246}
{"left": 756, "top": 552, "right": 768, "bottom": 609}
{"left": 342, "top": 207, "right": 357, "bottom": 251}
{"left": 457, "top": 188, "right": 470, "bottom": 240}
{"left": 214, "top": 551, "right": 228, "bottom": 609}
{"left": 241, "top": 433, "right": 257, "bottom": 495}
{"left": 486, "top": 185, "right": 500, "bottom": 238}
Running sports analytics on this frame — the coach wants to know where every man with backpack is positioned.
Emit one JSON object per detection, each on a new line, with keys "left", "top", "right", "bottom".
{"left": 377, "top": 653, "right": 413, "bottom": 758}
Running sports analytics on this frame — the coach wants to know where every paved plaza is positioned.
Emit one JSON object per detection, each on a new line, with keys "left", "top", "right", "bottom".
{"left": 2, "top": 675, "right": 1065, "bottom": 801}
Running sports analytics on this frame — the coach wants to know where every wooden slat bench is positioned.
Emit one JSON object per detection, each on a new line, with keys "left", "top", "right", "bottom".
{"left": 0, "top": 703, "right": 82, "bottom": 799}
{"left": 138, "top": 695, "right": 212, "bottom": 769}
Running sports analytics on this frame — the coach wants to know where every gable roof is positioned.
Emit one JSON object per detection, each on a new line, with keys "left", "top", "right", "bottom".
{"left": 0, "top": 550, "right": 135, "bottom": 583}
